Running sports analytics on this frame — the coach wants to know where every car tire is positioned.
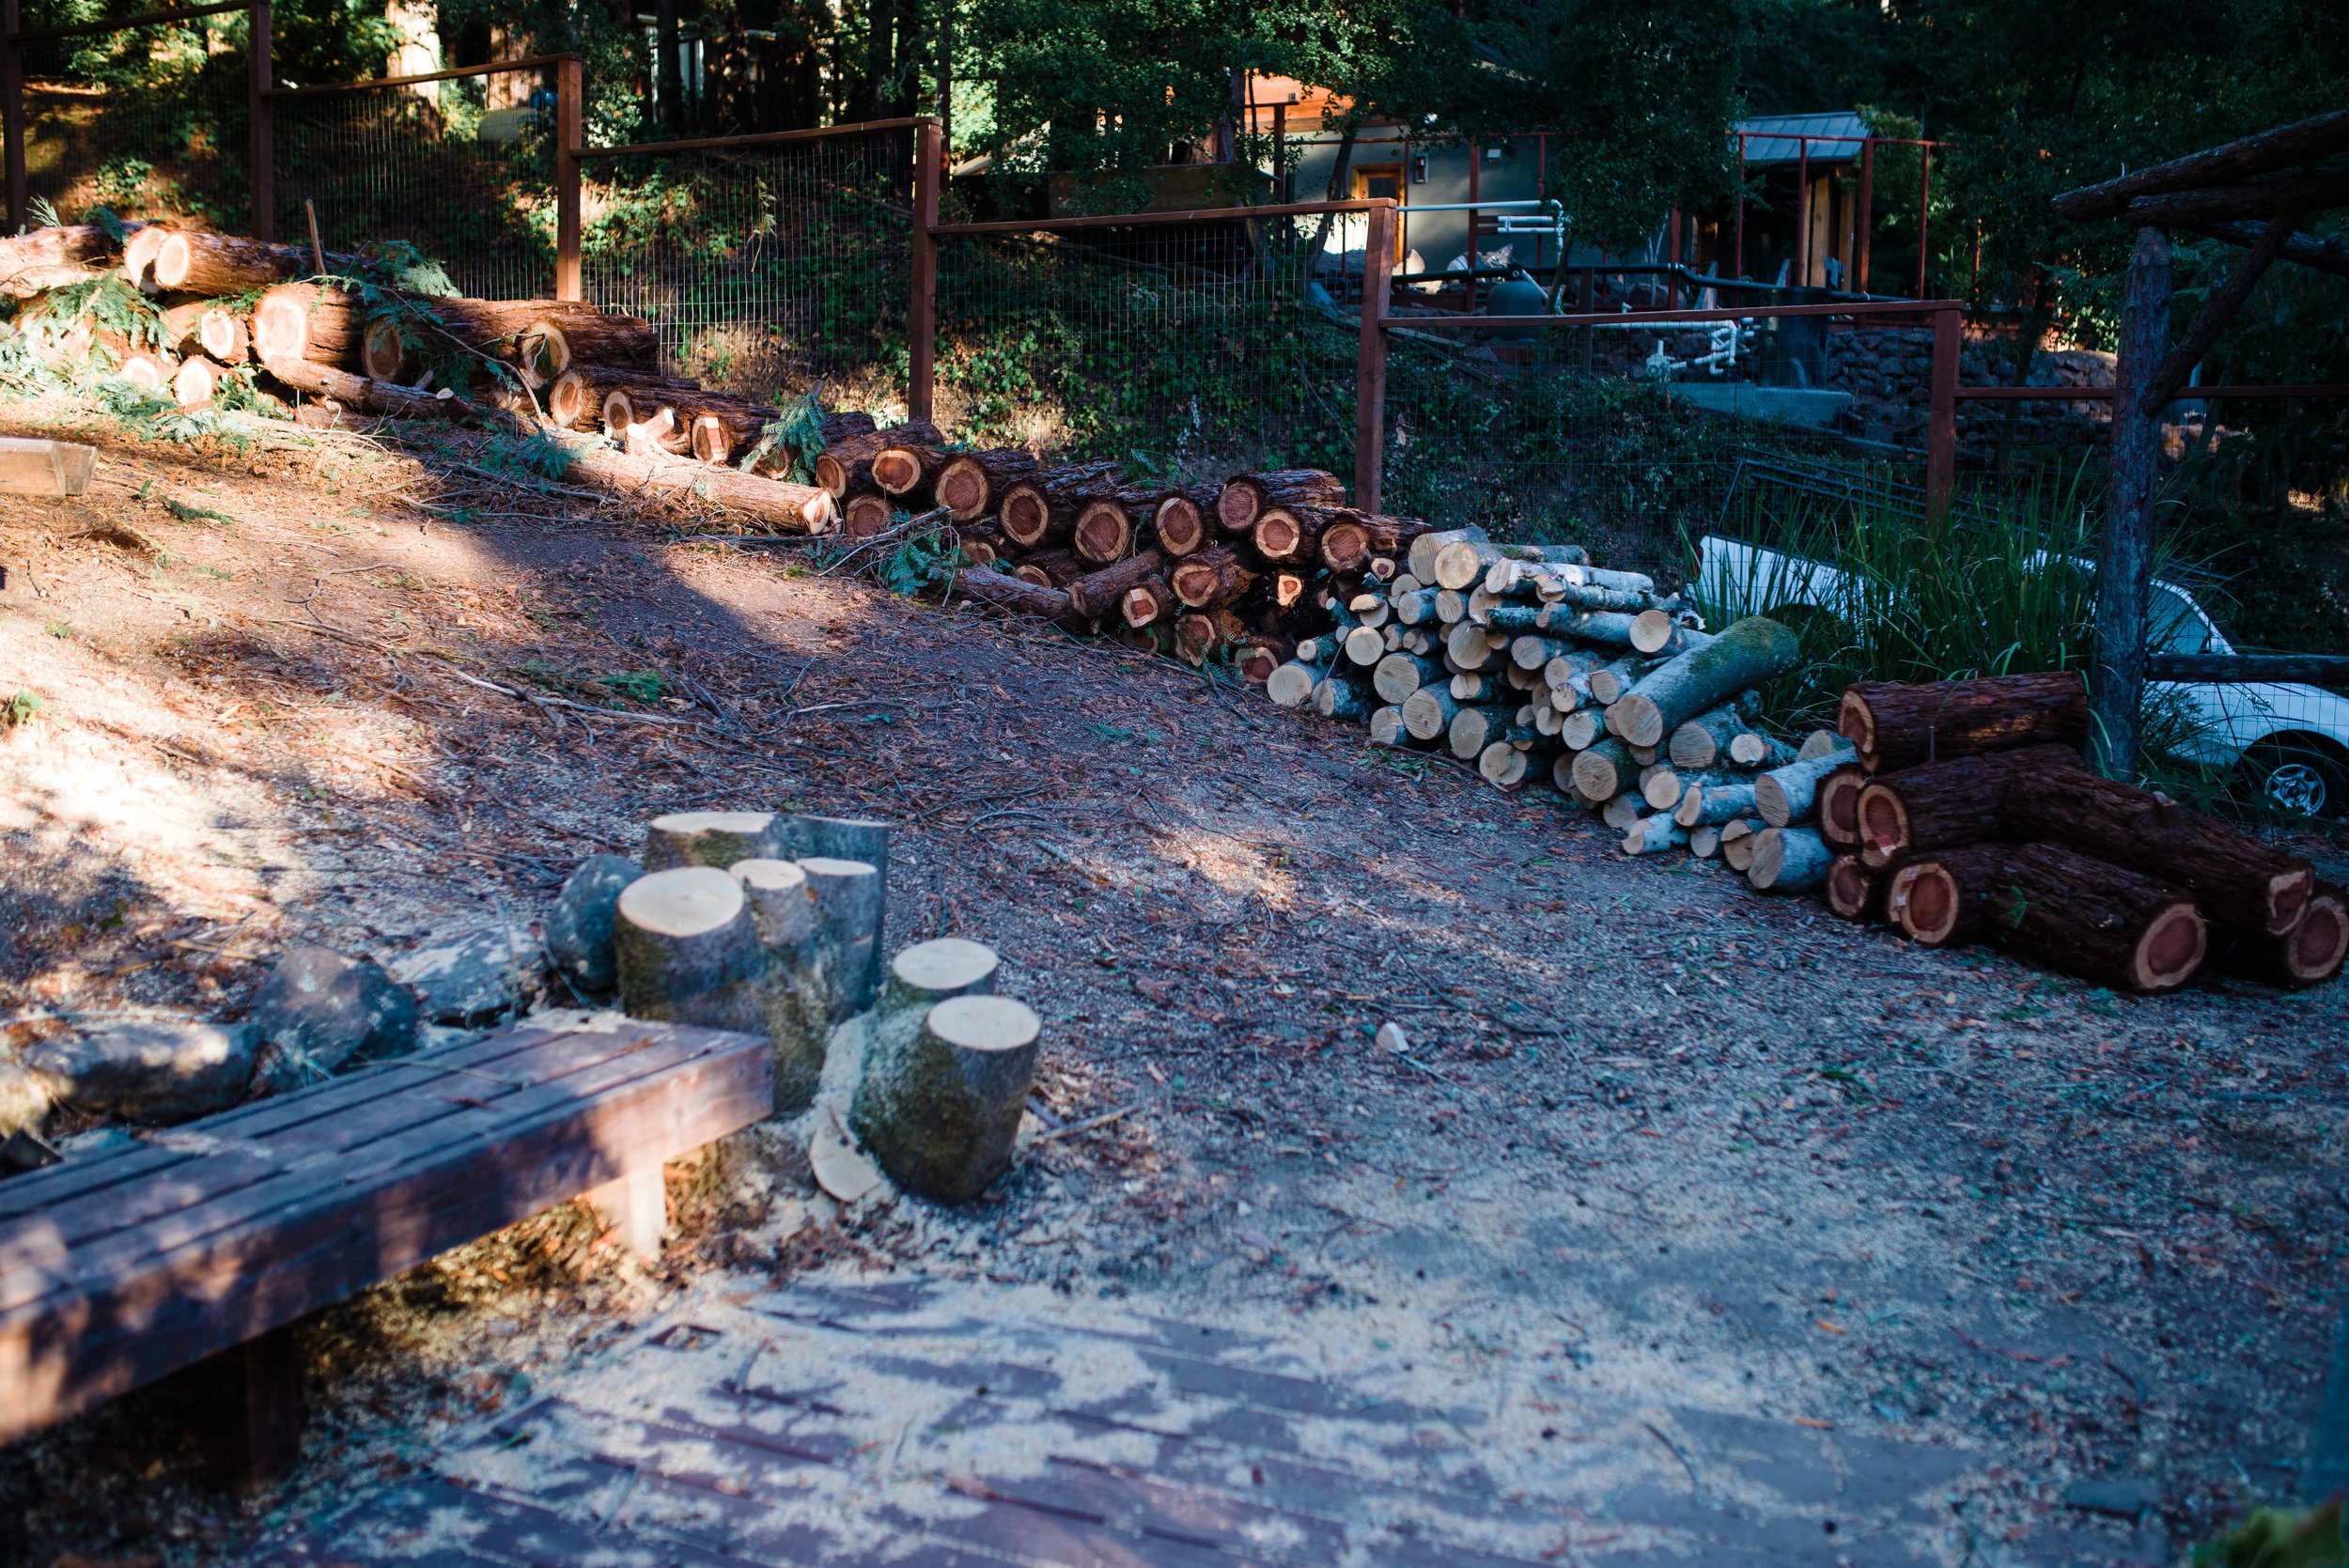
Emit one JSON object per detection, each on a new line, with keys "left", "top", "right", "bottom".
{"left": 2244, "top": 739, "right": 2349, "bottom": 820}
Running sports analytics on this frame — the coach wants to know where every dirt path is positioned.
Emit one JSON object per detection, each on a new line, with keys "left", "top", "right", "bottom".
{"left": 3, "top": 418, "right": 2344, "bottom": 1564}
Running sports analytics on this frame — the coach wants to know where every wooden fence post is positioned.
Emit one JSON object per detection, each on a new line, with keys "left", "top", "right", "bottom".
{"left": 248, "top": 0, "right": 272, "bottom": 242}
{"left": 1353, "top": 201, "right": 1392, "bottom": 514}
{"left": 1, "top": 0, "right": 23, "bottom": 237}
{"left": 2090, "top": 226, "right": 2171, "bottom": 779}
{"left": 909, "top": 117, "right": 940, "bottom": 426}
{"left": 1925, "top": 301, "right": 1959, "bottom": 519}
{"left": 553, "top": 54, "right": 581, "bottom": 302}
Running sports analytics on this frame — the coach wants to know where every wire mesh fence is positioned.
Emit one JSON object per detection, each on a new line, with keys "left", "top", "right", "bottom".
{"left": 21, "top": 16, "right": 247, "bottom": 226}
{"left": 579, "top": 126, "right": 914, "bottom": 406}
{"left": 930, "top": 211, "right": 1359, "bottom": 481}
{"left": 272, "top": 69, "right": 557, "bottom": 300}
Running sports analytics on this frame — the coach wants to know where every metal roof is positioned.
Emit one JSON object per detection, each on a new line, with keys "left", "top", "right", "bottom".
{"left": 1735, "top": 113, "right": 1871, "bottom": 164}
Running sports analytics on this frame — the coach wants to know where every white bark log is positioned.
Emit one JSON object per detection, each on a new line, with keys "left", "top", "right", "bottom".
{"left": 1601, "top": 792, "right": 1645, "bottom": 829}
{"left": 1623, "top": 815, "right": 1689, "bottom": 856}
{"left": 1408, "top": 526, "right": 1487, "bottom": 583}
{"left": 1675, "top": 779, "right": 1761, "bottom": 829}
{"left": 1748, "top": 827, "right": 1835, "bottom": 893}
{"left": 1667, "top": 707, "right": 1747, "bottom": 770}
{"left": 1754, "top": 744, "right": 1859, "bottom": 828}
{"left": 1314, "top": 676, "right": 1370, "bottom": 721}
{"left": 1605, "top": 616, "right": 1801, "bottom": 749}
{"left": 1401, "top": 686, "right": 1460, "bottom": 741}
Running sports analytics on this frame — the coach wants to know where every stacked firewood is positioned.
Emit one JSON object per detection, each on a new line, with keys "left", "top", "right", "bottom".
{"left": 823, "top": 448, "right": 1431, "bottom": 668}
{"left": 1786, "top": 672, "right": 2346, "bottom": 993}
{"left": 0, "top": 222, "right": 838, "bottom": 531}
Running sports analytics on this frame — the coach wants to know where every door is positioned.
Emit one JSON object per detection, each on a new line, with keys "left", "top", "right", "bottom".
{"left": 1350, "top": 164, "right": 1406, "bottom": 259}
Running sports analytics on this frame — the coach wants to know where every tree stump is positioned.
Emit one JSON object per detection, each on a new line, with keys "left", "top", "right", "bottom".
{"left": 729, "top": 858, "right": 826, "bottom": 1111}
{"left": 797, "top": 857, "right": 885, "bottom": 1025}
{"left": 850, "top": 993, "right": 1040, "bottom": 1203}
{"left": 782, "top": 815, "right": 890, "bottom": 1002}
{"left": 613, "top": 868, "right": 765, "bottom": 1032}
{"left": 643, "top": 811, "right": 782, "bottom": 871}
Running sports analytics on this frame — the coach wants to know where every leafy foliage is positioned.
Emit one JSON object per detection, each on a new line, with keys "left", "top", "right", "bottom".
{"left": 2194, "top": 1500, "right": 2347, "bottom": 1568}
{"left": 739, "top": 390, "right": 832, "bottom": 482}
{"left": 597, "top": 669, "right": 669, "bottom": 705}
{"left": 877, "top": 518, "right": 972, "bottom": 597}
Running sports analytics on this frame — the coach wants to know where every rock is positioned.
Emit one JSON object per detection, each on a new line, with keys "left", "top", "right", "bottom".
{"left": 0, "top": 1055, "right": 59, "bottom": 1139}
{"left": 2062, "top": 1478, "right": 2161, "bottom": 1519}
{"left": 0, "top": 1126, "right": 60, "bottom": 1175}
{"left": 24, "top": 1017, "right": 259, "bottom": 1123}
{"left": 248, "top": 944, "right": 423, "bottom": 1096}
{"left": 545, "top": 855, "right": 645, "bottom": 995}
{"left": 390, "top": 922, "right": 545, "bottom": 1027}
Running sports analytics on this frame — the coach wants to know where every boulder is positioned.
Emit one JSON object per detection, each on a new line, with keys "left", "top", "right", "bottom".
{"left": 545, "top": 855, "right": 645, "bottom": 995}
{"left": 25, "top": 1017, "right": 259, "bottom": 1123}
{"left": 390, "top": 922, "right": 545, "bottom": 1027}
{"left": 0, "top": 1056, "right": 59, "bottom": 1139}
{"left": 248, "top": 944, "right": 423, "bottom": 1096}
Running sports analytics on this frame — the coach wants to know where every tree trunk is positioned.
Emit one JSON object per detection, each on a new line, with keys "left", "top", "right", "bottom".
{"left": 1072, "top": 496, "right": 1142, "bottom": 564}
{"left": 1151, "top": 486, "right": 1217, "bottom": 557}
{"left": 1448, "top": 704, "right": 1522, "bottom": 759}
{"left": 1067, "top": 547, "right": 1168, "bottom": 620}
{"left": 567, "top": 442, "right": 834, "bottom": 530}
{"left": 778, "top": 815, "right": 891, "bottom": 1004}
{"left": 933, "top": 448, "right": 1041, "bottom": 521}
{"left": 1372, "top": 651, "right": 1444, "bottom": 703}
{"left": 796, "top": 855, "right": 885, "bottom": 1026}
{"left": 1983, "top": 842, "right": 2207, "bottom": 994}
{"left": 1748, "top": 828, "right": 1834, "bottom": 893}
{"left": 1406, "top": 525, "right": 1485, "bottom": 582}
{"left": 1313, "top": 675, "right": 1369, "bottom": 719}
{"left": 1398, "top": 685, "right": 1458, "bottom": 740}
{"left": 850, "top": 992, "right": 1040, "bottom": 1203}
{"left": 1674, "top": 779, "right": 1758, "bottom": 829}
{"left": 2209, "top": 884, "right": 2347, "bottom": 988}
{"left": 1236, "top": 636, "right": 1294, "bottom": 683}
{"left": 1884, "top": 844, "right": 2017, "bottom": 948}
{"left": 1630, "top": 610, "right": 1712, "bottom": 657}
{"left": 198, "top": 305, "right": 250, "bottom": 365}
{"left": 1667, "top": 707, "right": 1747, "bottom": 769}
{"left": 999, "top": 460, "right": 1121, "bottom": 549}
{"left": 1753, "top": 744, "right": 1861, "bottom": 828}
{"left": 1268, "top": 659, "right": 1327, "bottom": 709}
{"left": 1215, "top": 468, "right": 1343, "bottom": 535}
{"left": 1170, "top": 544, "right": 1256, "bottom": 610}
{"left": 1539, "top": 608, "right": 1641, "bottom": 646}
{"left": 512, "top": 309, "right": 663, "bottom": 379}
{"left": 614, "top": 867, "right": 767, "bottom": 1033}
{"left": 1319, "top": 512, "right": 1431, "bottom": 574}
{"left": 1252, "top": 504, "right": 1343, "bottom": 564}
{"left": 1719, "top": 818, "right": 1766, "bottom": 872}
{"left": 1837, "top": 671, "right": 2090, "bottom": 772}
{"left": 547, "top": 365, "right": 704, "bottom": 429}
{"left": 0, "top": 221, "right": 150, "bottom": 299}
{"left": 1622, "top": 815, "right": 1688, "bottom": 855}
{"left": 643, "top": 809, "right": 785, "bottom": 871}
{"left": 955, "top": 565, "right": 1080, "bottom": 625}
{"left": 1854, "top": 742, "right": 2085, "bottom": 867}
{"left": 871, "top": 439, "right": 946, "bottom": 502}
{"left": 1570, "top": 737, "right": 1639, "bottom": 801}
{"left": 1175, "top": 613, "right": 1227, "bottom": 668}
{"left": 1122, "top": 578, "right": 1176, "bottom": 629}
{"left": 2002, "top": 765, "right": 2316, "bottom": 935}
{"left": 1607, "top": 616, "right": 1801, "bottom": 748}
{"left": 727, "top": 858, "right": 826, "bottom": 1112}
{"left": 841, "top": 492, "right": 894, "bottom": 538}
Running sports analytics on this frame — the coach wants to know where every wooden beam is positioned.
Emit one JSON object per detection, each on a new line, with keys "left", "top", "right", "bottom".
{"left": 909, "top": 118, "right": 940, "bottom": 426}
{"left": 2090, "top": 227, "right": 2170, "bottom": 779}
{"left": 2148, "top": 652, "right": 2349, "bottom": 685}
{"left": 1354, "top": 202, "right": 1392, "bottom": 515}
{"left": 0, "top": 436, "right": 95, "bottom": 493}
{"left": 2118, "top": 167, "right": 2349, "bottom": 227}
{"left": 2189, "top": 220, "right": 2349, "bottom": 281}
{"left": 2139, "top": 213, "right": 2297, "bottom": 416}
{"left": 2051, "top": 108, "right": 2349, "bottom": 220}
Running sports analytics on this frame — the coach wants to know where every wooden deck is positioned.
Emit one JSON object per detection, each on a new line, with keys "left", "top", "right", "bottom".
{"left": 0, "top": 1013, "right": 771, "bottom": 1448}
{"left": 252, "top": 1275, "right": 2175, "bottom": 1567}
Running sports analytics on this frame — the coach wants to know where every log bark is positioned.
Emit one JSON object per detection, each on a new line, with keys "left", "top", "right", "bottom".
{"left": 815, "top": 418, "right": 943, "bottom": 497}
{"left": 954, "top": 566, "right": 1081, "bottom": 627}
{"left": 614, "top": 867, "right": 766, "bottom": 1034}
{"left": 1151, "top": 486, "right": 1216, "bottom": 556}
{"left": 1825, "top": 854, "right": 1887, "bottom": 922}
{"left": 1571, "top": 737, "right": 1640, "bottom": 801}
{"left": 514, "top": 309, "right": 663, "bottom": 378}
{"left": 1754, "top": 744, "right": 1860, "bottom": 829}
{"left": 1538, "top": 608, "right": 1641, "bottom": 646}
{"left": 252, "top": 283, "right": 364, "bottom": 367}
{"left": 1983, "top": 842, "right": 2208, "bottom": 993}
{"left": 851, "top": 993, "right": 1040, "bottom": 1203}
{"left": 0, "top": 221, "right": 149, "bottom": 299}
{"left": 1067, "top": 547, "right": 1169, "bottom": 620}
{"left": 1667, "top": 707, "right": 1748, "bottom": 770}
{"left": 1884, "top": 844, "right": 2018, "bottom": 948}
{"left": 1749, "top": 828, "right": 1834, "bottom": 893}
{"left": 1674, "top": 779, "right": 1758, "bottom": 829}
{"left": 726, "top": 859, "right": 826, "bottom": 1112}
{"left": 1072, "top": 495, "right": 1143, "bottom": 564}
{"left": 1607, "top": 617, "right": 1800, "bottom": 748}
{"left": 1839, "top": 671, "right": 2090, "bottom": 772}
{"left": 2210, "top": 884, "right": 2347, "bottom": 988}
{"left": 1170, "top": 544, "right": 1256, "bottom": 610}
{"left": 999, "top": 459, "right": 1121, "bottom": 549}
{"left": 1851, "top": 743, "right": 2082, "bottom": 867}
{"left": 1252, "top": 504, "right": 1344, "bottom": 564}
{"left": 2002, "top": 766, "right": 2316, "bottom": 936}
{"left": 797, "top": 856, "right": 885, "bottom": 1026}
{"left": 1622, "top": 815, "right": 1688, "bottom": 855}
{"left": 149, "top": 230, "right": 351, "bottom": 294}
{"left": 1216, "top": 468, "right": 1343, "bottom": 535}
{"left": 546, "top": 365, "right": 704, "bottom": 429}
{"left": 933, "top": 448, "right": 1041, "bottom": 522}
{"left": 1373, "top": 652, "right": 1445, "bottom": 704}
{"left": 1319, "top": 512, "right": 1431, "bottom": 574}
{"left": 568, "top": 442, "right": 834, "bottom": 530}
{"left": 1236, "top": 636, "right": 1294, "bottom": 683}
{"left": 778, "top": 814, "right": 891, "bottom": 1005}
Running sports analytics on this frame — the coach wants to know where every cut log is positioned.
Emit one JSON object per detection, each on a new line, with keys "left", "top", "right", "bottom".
{"left": 777, "top": 815, "right": 890, "bottom": 998}
{"left": 2210, "top": 884, "right": 2346, "bottom": 988}
{"left": 1797, "top": 728, "right": 1845, "bottom": 761}
{"left": 1748, "top": 828, "right": 1834, "bottom": 893}
{"left": 725, "top": 859, "right": 825, "bottom": 1112}
{"left": 953, "top": 566, "right": 1081, "bottom": 626}
{"left": 1606, "top": 616, "right": 1800, "bottom": 748}
{"left": 0, "top": 221, "right": 152, "bottom": 299}
{"left": 851, "top": 993, "right": 1040, "bottom": 1203}
{"left": 1448, "top": 704, "right": 1517, "bottom": 759}
{"left": 1629, "top": 610, "right": 1714, "bottom": 657}
{"left": 1480, "top": 741, "right": 1538, "bottom": 787}
{"left": 933, "top": 448, "right": 1041, "bottom": 522}
{"left": 1267, "top": 660, "right": 1324, "bottom": 709}
{"left": 197, "top": 305, "right": 250, "bottom": 365}
{"left": 1623, "top": 815, "right": 1688, "bottom": 856}
{"left": 999, "top": 460, "right": 1121, "bottom": 549}
{"left": 1151, "top": 486, "right": 1216, "bottom": 556}
{"left": 1641, "top": 767, "right": 1693, "bottom": 813}
{"left": 1399, "top": 686, "right": 1459, "bottom": 741}
{"left": 1839, "top": 671, "right": 2090, "bottom": 772}
{"left": 1983, "top": 842, "right": 2208, "bottom": 993}
{"left": 797, "top": 856, "right": 885, "bottom": 1025}
{"left": 1674, "top": 779, "right": 1758, "bottom": 829}
{"left": 516, "top": 309, "right": 663, "bottom": 379}
{"left": 1216, "top": 468, "right": 1343, "bottom": 535}
{"left": 149, "top": 230, "right": 350, "bottom": 294}
{"left": 1236, "top": 637, "right": 1293, "bottom": 683}
{"left": 172, "top": 355, "right": 226, "bottom": 409}
{"left": 546, "top": 365, "right": 703, "bottom": 430}
{"left": 114, "top": 346, "right": 174, "bottom": 393}
{"left": 1815, "top": 762, "right": 1868, "bottom": 851}
{"left": 1373, "top": 652, "right": 1445, "bottom": 704}
{"left": 1884, "top": 844, "right": 2017, "bottom": 947}
{"left": 2001, "top": 766, "right": 2316, "bottom": 936}
{"left": 1584, "top": 660, "right": 1643, "bottom": 706}
{"left": 252, "top": 283, "right": 365, "bottom": 366}
{"left": 1369, "top": 706, "right": 1408, "bottom": 747}
{"left": 1176, "top": 613, "right": 1227, "bottom": 667}
{"left": 1719, "top": 818, "right": 1766, "bottom": 872}
{"left": 1067, "top": 547, "right": 1168, "bottom": 620}
{"left": 1252, "top": 504, "right": 1341, "bottom": 564}
{"left": 870, "top": 439, "right": 946, "bottom": 503}
{"left": 1320, "top": 512, "right": 1431, "bottom": 573}
{"left": 1122, "top": 578, "right": 1175, "bottom": 629}
{"left": 158, "top": 301, "right": 210, "bottom": 355}
{"left": 1667, "top": 707, "right": 1748, "bottom": 770}
{"left": 1689, "top": 824, "right": 1723, "bottom": 859}
{"left": 1600, "top": 792, "right": 1644, "bottom": 829}
{"left": 1824, "top": 854, "right": 1887, "bottom": 922}
{"left": 1407, "top": 525, "right": 1486, "bottom": 583}
{"left": 643, "top": 810, "right": 782, "bottom": 871}
{"left": 1854, "top": 743, "right": 2086, "bottom": 868}
{"left": 1486, "top": 557, "right": 1635, "bottom": 597}
{"left": 1341, "top": 625, "right": 1385, "bottom": 666}
{"left": 1754, "top": 744, "right": 1861, "bottom": 829}
{"left": 613, "top": 866, "right": 764, "bottom": 1033}
{"left": 1071, "top": 494, "right": 1145, "bottom": 564}
{"left": 1169, "top": 544, "right": 1256, "bottom": 610}
{"left": 815, "top": 417, "right": 943, "bottom": 498}
{"left": 1559, "top": 711, "right": 1603, "bottom": 751}
{"left": 841, "top": 491, "right": 894, "bottom": 538}
{"left": 1313, "top": 675, "right": 1369, "bottom": 720}
{"left": 1571, "top": 737, "right": 1639, "bottom": 802}
{"left": 1444, "top": 621, "right": 1505, "bottom": 672}
{"left": 1727, "top": 732, "right": 1783, "bottom": 768}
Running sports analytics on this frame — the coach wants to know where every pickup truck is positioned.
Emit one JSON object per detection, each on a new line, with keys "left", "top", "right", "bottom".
{"left": 1696, "top": 534, "right": 2349, "bottom": 818}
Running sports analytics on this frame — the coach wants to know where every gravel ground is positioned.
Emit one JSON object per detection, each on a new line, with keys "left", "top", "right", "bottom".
{"left": 2, "top": 414, "right": 2344, "bottom": 1564}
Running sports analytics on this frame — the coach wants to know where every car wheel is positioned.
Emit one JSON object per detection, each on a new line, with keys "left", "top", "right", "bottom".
{"left": 2245, "top": 740, "right": 2348, "bottom": 819}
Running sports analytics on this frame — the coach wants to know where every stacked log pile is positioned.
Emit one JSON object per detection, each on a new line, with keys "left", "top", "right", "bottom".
{"left": 0, "top": 222, "right": 838, "bottom": 532}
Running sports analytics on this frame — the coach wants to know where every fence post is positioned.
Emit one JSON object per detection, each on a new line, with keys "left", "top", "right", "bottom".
{"left": 1, "top": 0, "right": 22, "bottom": 236}
{"left": 2090, "top": 227, "right": 2171, "bottom": 780}
{"left": 249, "top": 0, "right": 273, "bottom": 242}
{"left": 553, "top": 54, "right": 581, "bottom": 302}
{"left": 1353, "top": 202, "right": 1392, "bottom": 514}
{"left": 1925, "top": 302, "right": 1959, "bottom": 520}
{"left": 908, "top": 117, "right": 940, "bottom": 426}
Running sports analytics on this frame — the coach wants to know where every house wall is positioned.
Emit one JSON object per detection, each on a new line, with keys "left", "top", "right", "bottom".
{"left": 1277, "top": 131, "right": 1549, "bottom": 275}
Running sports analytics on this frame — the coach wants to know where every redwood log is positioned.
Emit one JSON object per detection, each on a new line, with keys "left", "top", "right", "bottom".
{"left": 513, "top": 309, "right": 662, "bottom": 379}
{"left": 933, "top": 448, "right": 1041, "bottom": 521}
{"left": 1853, "top": 743, "right": 2084, "bottom": 868}
{"left": 1151, "top": 486, "right": 1216, "bottom": 556}
{"left": 1216, "top": 468, "right": 1343, "bottom": 535}
{"left": 1839, "top": 671, "right": 2089, "bottom": 772}
{"left": 149, "top": 230, "right": 354, "bottom": 294}
{"left": 546, "top": 365, "right": 704, "bottom": 429}
{"left": 1252, "top": 504, "right": 1344, "bottom": 564}
{"left": 251, "top": 283, "right": 364, "bottom": 367}
{"left": 955, "top": 566, "right": 1082, "bottom": 626}
{"left": 2210, "top": 883, "right": 2347, "bottom": 988}
{"left": 1816, "top": 761, "right": 1868, "bottom": 851}
{"left": 841, "top": 492, "right": 895, "bottom": 537}
{"left": 815, "top": 417, "right": 943, "bottom": 498}
{"left": 2002, "top": 766, "right": 2316, "bottom": 936}
{"left": 998, "top": 460, "right": 1121, "bottom": 549}
{"left": 0, "top": 221, "right": 147, "bottom": 299}
{"left": 172, "top": 355, "right": 225, "bottom": 409}
{"left": 1824, "top": 854, "right": 1888, "bottom": 922}
{"left": 1236, "top": 637, "right": 1293, "bottom": 682}
{"left": 1067, "top": 547, "right": 1169, "bottom": 620}
{"left": 1170, "top": 544, "right": 1257, "bottom": 610}
{"left": 1884, "top": 844, "right": 2018, "bottom": 948}
{"left": 1072, "top": 494, "right": 1143, "bottom": 565}
{"left": 1983, "top": 842, "right": 2208, "bottom": 994}
{"left": 1319, "top": 512, "right": 1432, "bottom": 574}
{"left": 1176, "top": 613, "right": 1228, "bottom": 667}
{"left": 1121, "top": 578, "right": 1175, "bottom": 628}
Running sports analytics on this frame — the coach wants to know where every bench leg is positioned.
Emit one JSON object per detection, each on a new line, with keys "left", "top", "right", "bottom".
{"left": 586, "top": 1162, "right": 667, "bottom": 1261}
{"left": 210, "top": 1325, "right": 304, "bottom": 1495}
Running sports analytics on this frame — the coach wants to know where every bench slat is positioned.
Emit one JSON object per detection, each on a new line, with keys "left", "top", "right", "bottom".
{"left": 0, "top": 1017, "right": 770, "bottom": 1446}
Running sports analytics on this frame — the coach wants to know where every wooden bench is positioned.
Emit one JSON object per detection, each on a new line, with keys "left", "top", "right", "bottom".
{"left": 0, "top": 1012, "right": 771, "bottom": 1487}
